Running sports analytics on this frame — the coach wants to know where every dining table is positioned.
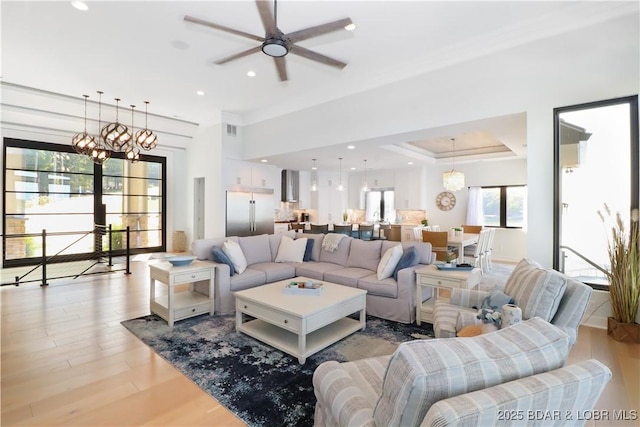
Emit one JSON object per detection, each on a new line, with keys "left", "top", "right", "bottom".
{"left": 447, "top": 233, "right": 479, "bottom": 263}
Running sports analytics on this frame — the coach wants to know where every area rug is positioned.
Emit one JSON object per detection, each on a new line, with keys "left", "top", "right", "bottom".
{"left": 121, "top": 313, "right": 433, "bottom": 427}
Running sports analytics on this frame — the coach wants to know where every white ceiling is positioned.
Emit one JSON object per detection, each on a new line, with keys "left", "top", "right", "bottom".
{"left": 2, "top": 1, "right": 638, "bottom": 171}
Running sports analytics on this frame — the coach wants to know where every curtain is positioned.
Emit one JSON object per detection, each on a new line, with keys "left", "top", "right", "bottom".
{"left": 466, "top": 187, "right": 483, "bottom": 225}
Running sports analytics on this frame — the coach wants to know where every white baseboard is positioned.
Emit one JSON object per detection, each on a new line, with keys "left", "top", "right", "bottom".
{"left": 580, "top": 290, "right": 611, "bottom": 330}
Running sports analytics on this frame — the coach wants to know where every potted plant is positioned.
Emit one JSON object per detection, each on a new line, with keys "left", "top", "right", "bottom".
{"left": 599, "top": 204, "right": 640, "bottom": 342}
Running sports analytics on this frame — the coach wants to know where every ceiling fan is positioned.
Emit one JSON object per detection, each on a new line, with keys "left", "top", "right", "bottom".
{"left": 184, "top": 0, "right": 353, "bottom": 81}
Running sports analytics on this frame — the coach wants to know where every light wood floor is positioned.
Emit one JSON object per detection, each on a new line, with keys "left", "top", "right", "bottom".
{"left": 1, "top": 261, "right": 638, "bottom": 426}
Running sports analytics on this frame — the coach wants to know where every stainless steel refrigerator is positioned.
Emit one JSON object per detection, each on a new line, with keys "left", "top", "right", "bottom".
{"left": 225, "top": 188, "right": 275, "bottom": 237}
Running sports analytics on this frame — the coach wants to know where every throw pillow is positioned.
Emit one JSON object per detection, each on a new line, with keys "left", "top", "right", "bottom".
{"left": 211, "top": 246, "right": 235, "bottom": 276}
{"left": 503, "top": 258, "right": 567, "bottom": 321}
{"left": 275, "top": 236, "right": 308, "bottom": 263}
{"left": 377, "top": 244, "right": 403, "bottom": 280}
{"left": 222, "top": 239, "right": 247, "bottom": 275}
{"left": 393, "top": 246, "right": 419, "bottom": 280}
{"left": 303, "top": 239, "right": 315, "bottom": 262}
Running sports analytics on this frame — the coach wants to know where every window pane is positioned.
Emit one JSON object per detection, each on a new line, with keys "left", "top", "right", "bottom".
{"left": 481, "top": 188, "right": 500, "bottom": 226}
{"left": 506, "top": 186, "right": 526, "bottom": 227}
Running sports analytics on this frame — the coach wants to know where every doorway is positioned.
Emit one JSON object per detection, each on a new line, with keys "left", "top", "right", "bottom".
{"left": 553, "top": 96, "right": 639, "bottom": 286}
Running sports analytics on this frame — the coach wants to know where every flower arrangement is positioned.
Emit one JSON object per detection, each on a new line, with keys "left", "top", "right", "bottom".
{"left": 477, "top": 307, "right": 501, "bottom": 327}
{"left": 598, "top": 204, "right": 640, "bottom": 325}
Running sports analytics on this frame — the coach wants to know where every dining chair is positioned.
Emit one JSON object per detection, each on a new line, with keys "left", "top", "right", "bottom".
{"left": 290, "top": 223, "right": 306, "bottom": 233}
{"left": 413, "top": 226, "right": 424, "bottom": 241}
{"left": 483, "top": 228, "right": 496, "bottom": 271}
{"left": 310, "top": 224, "right": 329, "bottom": 234}
{"left": 377, "top": 224, "right": 390, "bottom": 240}
{"left": 463, "top": 229, "right": 490, "bottom": 273}
{"left": 358, "top": 224, "right": 374, "bottom": 240}
{"left": 386, "top": 225, "right": 402, "bottom": 242}
{"left": 333, "top": 224, "right": 353, "bottom": 236}
{"left": 430, "top": 225, "right": 441, "bottom": 232}
{"left": 461, "top": 224, "right": 483, "bottom": 234}
{"left": 422, "top": 230, "right": 457, "bottom": 262}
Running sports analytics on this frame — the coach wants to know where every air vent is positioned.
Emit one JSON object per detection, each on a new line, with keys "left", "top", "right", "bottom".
{"left": 226, "top": 124, "right": 237, "bottom": 136}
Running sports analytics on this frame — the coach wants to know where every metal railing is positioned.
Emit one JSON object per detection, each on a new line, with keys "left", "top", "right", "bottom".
{"left": 2, "top": 224, "right": 131, "bottom": 287}
{"left": 560, "top": 245, "right": 610, "bottom": 289}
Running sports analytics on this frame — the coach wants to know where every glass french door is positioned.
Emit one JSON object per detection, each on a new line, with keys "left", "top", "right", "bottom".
{"left": 553, "top": 96, "right": 639, "bottom": 287}
{"left": 3, "top": 138, "right": 166, "bottom": 267}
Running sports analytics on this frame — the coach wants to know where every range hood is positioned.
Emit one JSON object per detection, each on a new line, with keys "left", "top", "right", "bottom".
{"left": 281, "top": 170, "right": 300, "bottom": 202}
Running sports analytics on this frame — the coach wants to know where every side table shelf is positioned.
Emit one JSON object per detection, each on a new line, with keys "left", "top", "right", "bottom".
{"left": 149, "top": 260, "right": 215, "bottom": 328}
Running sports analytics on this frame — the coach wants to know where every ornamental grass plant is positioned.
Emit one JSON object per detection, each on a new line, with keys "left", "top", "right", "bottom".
{"left": 598, "top": 204, "right": 640, "bottom": 324}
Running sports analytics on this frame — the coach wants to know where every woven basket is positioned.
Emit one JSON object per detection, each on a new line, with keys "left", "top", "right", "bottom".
{"left": 607, "top": 317, "right": 640, "bottom": 343}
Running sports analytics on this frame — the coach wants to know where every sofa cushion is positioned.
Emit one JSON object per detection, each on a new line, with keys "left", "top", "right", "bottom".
{"left": 373, "top": 318, "right": 570, "bottom": 427}
{"left": 238, "top": 234, "right": 272, "bottom": 265}
{"left": 325, "top": 267, "right": 373, "bottom": 288}
{"left": 347, "top": 239, "right": 382, "bottom": 271}
{"left": 295, "top": 261, "right": 342, "bottom": 281}
{"left": 212, "top": 246, "right": 235, "bottom": 276}
{"left": 298, "top": 233, "right": 323, "bottom": 261}
{"left": 229, "top": 268, "right": 266, "bottom": 291}
{"left": 192, "top": 236, "right": 237, "bottom": 260}
{"left": 303, "top": 239, "right": 315, "bottom": 262}
{"left": 319, "top": 236, "right": 353, "bottom": 267}
{"left": 222, "top": 240, "right": 247, "bottom": 275}
{"left": 268, "top": 231, "right": 296, "bottom": 261}
{"left": 249, "top": 262, "right": 296, "bottom": 283}
{"left": 377, "top": 244, "right": 403, "bottom": 280}
{"left": 393, "top": 246, "right": 419, "bottom": 280}
{"left": 275, "top": 235, "right": 307, "bottom": 263}
{"left": 504, "top": 258, "right": 567, "bottom": 322}
{"left": 358, "top": 273, "right": 398, "bottom": 298}
{"left": 381, "top": 240, "right": 433, "bottom": 265}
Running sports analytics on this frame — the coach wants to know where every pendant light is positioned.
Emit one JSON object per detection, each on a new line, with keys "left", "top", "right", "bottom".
{"left": 311, "top": 158, "right": 318, "bottom": 192}
{"left": 125, "top": 105, "right": 141, "bottom": 162}
{"left": 101, "top": 98, "right": 132, "bottom": 151}
{"left": 443, "top": 137, "right": 465, "bottom": 191}
{"left": 71, "top": 94, "right": 96, "bottom": 155}
{"left": 337, "top": 157, "right": 344, "bottom": 191}
{"left": 91, "top": 91, "right": 111, "bottom": 164}
{"left": 362, "top": 159, "right": 369, "bottom": 192}
{"left": 136, "top": 101, "right": 158, "bottom": 150}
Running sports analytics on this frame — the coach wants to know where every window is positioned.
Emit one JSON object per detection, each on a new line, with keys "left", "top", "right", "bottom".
{"left": 480, "top": 185, "right": 526, "bottom": 228}
{"left": 365, "top": 188, "right": 396, "bottom": 223}
{"left": 3, "top": 138, "right": 166, "bottom": 267}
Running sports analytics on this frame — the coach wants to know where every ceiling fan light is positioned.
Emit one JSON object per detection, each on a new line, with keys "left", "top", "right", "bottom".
{"left": 262, "top": 38, "right": 288, "bottom": 57}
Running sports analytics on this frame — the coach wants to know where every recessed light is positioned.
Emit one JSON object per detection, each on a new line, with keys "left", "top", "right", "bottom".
{"left": 347, "top": 145, "right": 355, "bottom": 150}
{"left": 196, "top": 90, "right": 205, "bottom": 96}
{"left": 247, "top": 70, "right": 256, "bottom": 77}
{"left": 71, "top": 1, "right": 88, "bottom": 11}
{"left": 261, "top": 159, "right": 268, "bottom": 163}
{"left": 344, "top": 23, "right": 356, "bottom": 31}
{"left": 408, "top": 161, "right": 414, "bottom": 165}
{"left": 350, "top": 167, "right": 356, "bottom": 170}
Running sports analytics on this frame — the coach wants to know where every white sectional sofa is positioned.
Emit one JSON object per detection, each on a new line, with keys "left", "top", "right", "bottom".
{"left": 191, "top": 231, "right": 436, "bottom": 323}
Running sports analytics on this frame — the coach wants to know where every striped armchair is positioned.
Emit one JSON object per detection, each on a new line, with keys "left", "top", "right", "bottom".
{"left": 313, "top": 318, "right": 611, "bottom": 427}
{"left": 433, "top": 258, "right": 592, "bottom": 346}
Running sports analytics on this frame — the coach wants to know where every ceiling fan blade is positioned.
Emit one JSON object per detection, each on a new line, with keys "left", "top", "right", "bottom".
{"left": 184, "top": 15, "right": 264, "bottom": 42}
{"left": 289, "top": 45, "right": 347, "bottom": 69}
{"left": 215, "top": 46, "right": 262, "bottom": 65}
{"left": 255, "top": 0, "right": 277, "bottom": 35}
{"left": 274, "top": 57, "right": 288, "bottom": 81}
{"left": 287, "top": 18, "right": 353, "bottom": 43}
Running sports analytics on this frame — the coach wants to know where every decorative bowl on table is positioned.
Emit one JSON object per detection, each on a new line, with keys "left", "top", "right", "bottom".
{"left": 165, "top": 255, "right": 196, "bottom": 267}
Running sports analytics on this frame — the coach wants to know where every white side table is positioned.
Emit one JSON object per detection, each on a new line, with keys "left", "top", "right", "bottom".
{"left": 415, "top": 264, "right": 481, "bottom": 325}
{"left": 149, "top": 260, "right": 215, "bottom": 328}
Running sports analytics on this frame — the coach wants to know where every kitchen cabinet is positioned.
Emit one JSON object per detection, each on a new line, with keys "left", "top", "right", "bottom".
{"left": 273, "top": 223, "right": 290, "bottom": 234}
{"left": 298, "top": 171, "right": 311, "bottom": 208}
{"left": 395, "top": 168, "right": 426, "bottom": 210}
{"left": 348, "top": 174, "right": 365, "bottom": 209}
{"left": 227, "top": 160, "right": 278, "bottom": 189}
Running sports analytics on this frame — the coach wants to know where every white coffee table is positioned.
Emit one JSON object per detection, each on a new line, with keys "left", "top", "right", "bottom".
{"left": 234, "top": 277, "right": 367, "bottom": 364}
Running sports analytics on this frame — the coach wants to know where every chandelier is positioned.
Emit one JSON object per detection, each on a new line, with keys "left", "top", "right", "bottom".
{"left": 443, "top": 137, "right": 465, "bottom": 191}
{"left": 72, "top": 91, "right": 158, "bottom": 163}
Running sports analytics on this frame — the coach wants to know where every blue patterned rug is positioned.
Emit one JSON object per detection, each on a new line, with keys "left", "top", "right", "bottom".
{"left": 121, "top": 313, "right": 433, "bottom": 427}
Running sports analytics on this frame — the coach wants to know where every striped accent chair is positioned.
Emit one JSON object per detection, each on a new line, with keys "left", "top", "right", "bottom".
{"left": 432, "top": 258, "right": 592, "bottom": 347}
{"left": 313, "top": 318, "right": 611, "bottom": 427}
